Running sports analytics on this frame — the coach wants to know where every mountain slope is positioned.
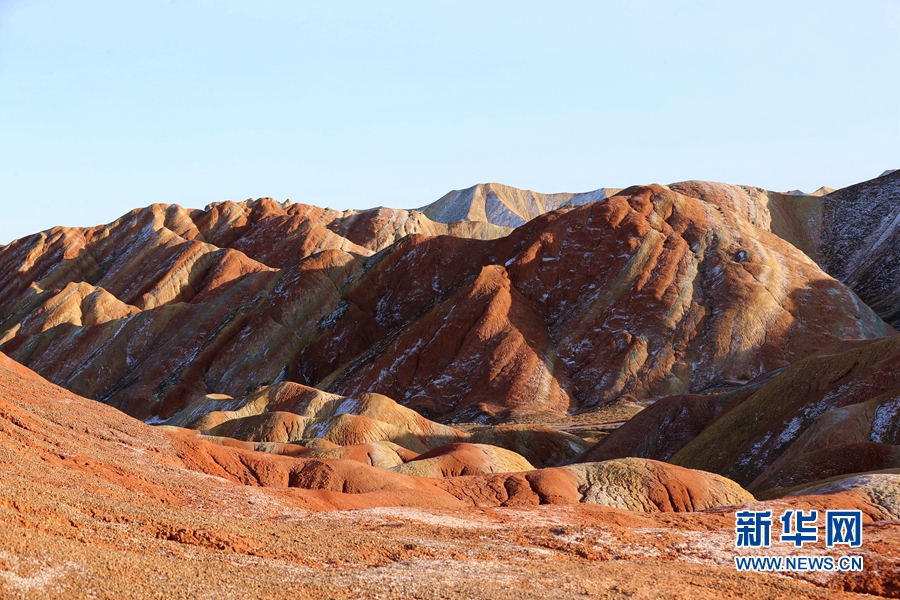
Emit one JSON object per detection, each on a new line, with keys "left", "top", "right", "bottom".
{"left": 816, "top": 170, "right": 900, "bottom": 327}
{"left": 0, "top": 185, "right": 890, "bottom": 424}
{"left": 582, "top": 334, "right": 900, "bottom": 494}
{"left": 670, "top": 170, "right": 900, "bottom": 327}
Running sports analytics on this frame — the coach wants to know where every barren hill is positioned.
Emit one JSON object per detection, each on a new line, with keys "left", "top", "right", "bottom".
{"left": 420, "top": 182, "right": 622, "bottom": 227}
{"left": 0, "top": 185, "right": 889, "bottom": 425}
{"left": 670, "top": 170, "right": 900, "bottom": 328}
{"left": 582, "top": 333, "right": 900, "bottom": 497}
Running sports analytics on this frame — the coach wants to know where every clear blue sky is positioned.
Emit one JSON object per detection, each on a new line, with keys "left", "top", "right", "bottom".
{"left": 1, "top": 0, "right": 898, "bottom": 244}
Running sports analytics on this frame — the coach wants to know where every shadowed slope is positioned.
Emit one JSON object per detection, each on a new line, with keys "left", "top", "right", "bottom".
{"left": 668, "top": 335, "right": 900, "bottom": 492}
{"left": 576, "top": 333, "right": 900, "bottom": 498}
{"left": 578, "top": 368, "right": 785, "bottom": 463}
{"left": 817, "top": 170, "right": 900, "bottom": 328}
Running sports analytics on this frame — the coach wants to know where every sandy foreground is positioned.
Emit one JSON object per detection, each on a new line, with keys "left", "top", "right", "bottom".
{"left": 2, "top": 488, "right": 899, "bottom": 600}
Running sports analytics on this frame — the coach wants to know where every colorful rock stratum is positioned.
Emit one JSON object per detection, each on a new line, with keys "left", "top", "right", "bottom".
{"left": 0, "top": 170, "right": 898, "bottom": 599}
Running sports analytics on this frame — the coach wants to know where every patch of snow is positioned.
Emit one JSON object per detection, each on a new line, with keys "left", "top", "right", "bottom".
{"left": 307, "top": 421, "right": 330, "bottom": 438}
{"left": 318, "top": 300, "right": 350, "bottom": 331}
{"left": 871, "top": 396, "right": 900, "bottom": 443}
{"left": 774, "top": 416, "right": 803, "bottom": 448}
{"left": 333, "top": 398, "right": 360, "bottom": 417}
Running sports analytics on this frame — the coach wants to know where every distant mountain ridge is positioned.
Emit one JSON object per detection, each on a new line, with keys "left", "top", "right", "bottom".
{"left": 784, "top": 186, "right": 834, "bottom": 196}
{"left": 419, "top": 182, "right": 623, "bottom": 228}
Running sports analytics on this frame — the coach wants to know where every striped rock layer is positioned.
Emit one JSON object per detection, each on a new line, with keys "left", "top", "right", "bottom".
{"left": 669, "top": 169, "right": 900, "bottom": 328}
{"left": 7, "top": 347, "right": 900, "bottom": 599}
{"left": 0, "top": 184, "right": 891, "bottom": 424}
{"left": 583, "top": 334, "right": 900, "bottom": 496}
{"left": 0, "top": 349, "right": 752, "bottom": 513}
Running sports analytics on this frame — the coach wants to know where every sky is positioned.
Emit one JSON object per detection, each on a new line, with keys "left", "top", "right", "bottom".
{"left": 0, "top": 0, "right": 898, "bottom": 244}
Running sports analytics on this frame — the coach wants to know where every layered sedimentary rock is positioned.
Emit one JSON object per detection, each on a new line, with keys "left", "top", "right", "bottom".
{"left": 390, "top": 443, "right": 536, "bottom": 478}
{"left": 815, "top": 170, "right": 900, "bottom": 327}
{"left": 579, "top": 368, "right": 785, "bottom": 464}
{"left": 667, "top": 180, "right": 826, "bottom": 260}
{"left": 565, "top": 458, "right": 753, "bottom": 513}
{"left": 3, "top": 174, "right": 900, "bottom": 599}
{"left": 165, "top": 382, "right": 588, "bottom": 467}
{"left": 467, "top": 424, "right": 589, "bottom": 468}
{"left": 327, "top": 205, "right": 513, "bottom": 251}
{"left": 0, "top": 184, "right": 891, "bottom": 425}
{"left": 580, "top": 393, "right": 734, "bottom": 464}
{"left": 595, "top": 334, "right": 900, "bottom": 493}
{"left": 670, "top": 169, "right": 900, "bottom": 327}
{"left": 0, "top": 349, "right": 753, "bottom": 513}
{"left": 785, "top": 472, "right": 900, "bottom": 520}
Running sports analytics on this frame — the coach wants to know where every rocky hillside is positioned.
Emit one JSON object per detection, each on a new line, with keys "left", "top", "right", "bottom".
{"left": 0, "top": 185, "right": 889, "bottom": 425}
{"left": 670, "top": 170, "right": 900, "bottom": 328}
{"left": 2, "top": 174, "right": 900, "bottom": 598}
{"left": 816, "top": 170, "right": 900, "bottom": 327}
{"left": 582, "top": 333, "right": 900, "bottom": 497}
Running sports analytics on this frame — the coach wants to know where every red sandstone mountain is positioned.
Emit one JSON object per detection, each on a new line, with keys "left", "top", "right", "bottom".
{"left": 0, "top": 184, "right": 890, "bottom": 426}
{"left": 669, "top": 169, "right": 900, "bottom": 328}
{"left": 420, "top": 173, "right": 900, "bottom": 329}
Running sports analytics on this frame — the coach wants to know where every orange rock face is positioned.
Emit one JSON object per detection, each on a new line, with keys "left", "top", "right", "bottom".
{"left": 670, "top": 171, "right": 900, "bottom": 328}
{"left": 0, "top": 185, "right": 891, "bottom": 424}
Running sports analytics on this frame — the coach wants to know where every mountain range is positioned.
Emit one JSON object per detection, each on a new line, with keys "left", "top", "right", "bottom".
{"left": 1, "top": 169, "right": 899, "bottom": 598}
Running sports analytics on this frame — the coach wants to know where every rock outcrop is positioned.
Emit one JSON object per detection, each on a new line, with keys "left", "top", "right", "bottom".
{"left": 785, "top": 472, "right": 900, "bottom": 520}
{"left": 815, "top": 170, "right": 900, "bottom": 327}
{"left": 566, "top": 458, "right": 753, "bottom": 513}
{"left": 390, "top": 443, "right": 536, "bottom": 478}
